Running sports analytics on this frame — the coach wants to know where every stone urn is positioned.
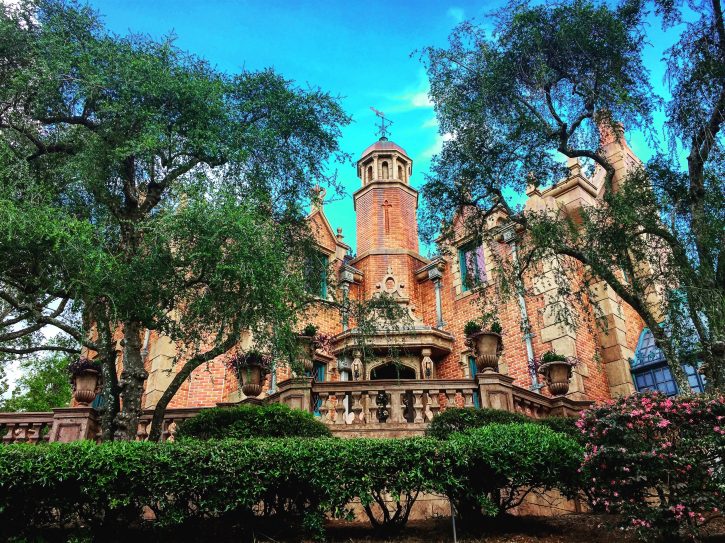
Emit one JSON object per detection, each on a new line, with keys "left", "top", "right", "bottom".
{"left": 297, "top": 335, "right": 316, "bottom": 372}
{"left": 538, "top": 360, "right": 574, "bottom": 396}
{"left": 72, "top": 369, "right": 102, "bottom": 406}
{"left": 468, "top": 331, "right": 502, "bottom": 372}
{"left": 239, "top": 363, "right": 267, "bottom": 397}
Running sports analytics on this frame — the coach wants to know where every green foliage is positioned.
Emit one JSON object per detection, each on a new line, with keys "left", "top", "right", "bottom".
{"left": 440, "top": 424, "right": 584, "bottom": 522}
{"left": 0, "top": 0, "right": 351, "bottom": 438}
{"left": 175, "top": 404, "right": 331, "bottom": 440}
{"left": 0, "top": 354, "right": 71, "bottom": 412}
{"left": 579, "top": 392, "right": 725, "bottom": 542}
{"left": 490, "top": 321, "right": 502, "bottom": 334}
{"left": 420, "top": 0, "right": 725, "bottom": 391}
{"left": 0, "top": 426, "right": 583, "bottom": 540}
{"left": 463, "top": 321, "right": 482, "bottom": 337}
{"left": 540, "top": 351, "right": 568, "bottom": 364}
{"left": 301, "top": 323, "right": 319, "bottom": 337}
{"left": 425, "top": 407, "right": 529, "bottom": 440}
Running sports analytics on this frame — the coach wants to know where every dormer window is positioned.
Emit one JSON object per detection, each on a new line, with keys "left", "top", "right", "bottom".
{"left": 458, "top": 241, "right": 486, "bottom": 292}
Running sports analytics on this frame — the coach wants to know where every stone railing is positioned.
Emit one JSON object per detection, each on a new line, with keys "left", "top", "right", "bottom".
{"left": 1, "top": 412, "right": 55, "bottom": 444}
{"left": 312, "top": 378, "right": 478, "bottom": 435}
{"left": 136, "top": 407, "right": 203, "bottom": 442}
{"left": 0, "top": 373, "right": 592, "bottom": 444}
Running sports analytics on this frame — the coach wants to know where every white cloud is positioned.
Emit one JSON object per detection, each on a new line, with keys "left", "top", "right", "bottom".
{"left": 447, "top": 7, "right": 465, "bottom": 23}
{"left": 422, "top": 117, "right": 439, "bottom": 129}
{"left": 420, "top": 132, "right": 454, "bottom": 159}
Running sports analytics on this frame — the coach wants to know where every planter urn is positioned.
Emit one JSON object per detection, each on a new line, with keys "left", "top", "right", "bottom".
{"left": 538, "top": 361, "right": 573, "bottom": 396}
{"left": 297, "top": 335, "right": 316, "bottom": 372}
{"left": 72, "top": 369, "right": 101, "bottom": 406}
{"left": 468, "top": 331, "right": 502, "bottom": 372}
{"left": 240, "top": 364, "right": 266, "bottom": 397}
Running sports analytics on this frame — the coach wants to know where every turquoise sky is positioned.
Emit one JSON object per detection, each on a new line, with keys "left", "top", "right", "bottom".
{"left": 88, "top": 0, "right": 681, "bottom": 255}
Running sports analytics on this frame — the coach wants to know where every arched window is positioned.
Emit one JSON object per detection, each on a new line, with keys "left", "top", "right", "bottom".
{"left": 366, "top": 165, "right": 373, "bottom": 183}
{"left": 381, "top": 161, "right": 389, "bottom": 179}
{"left": 398, "top": 165, "right": 404, "bottom": 180}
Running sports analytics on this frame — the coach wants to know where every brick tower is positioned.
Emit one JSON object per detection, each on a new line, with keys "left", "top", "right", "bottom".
{"left": 351, "top": 137, "right": 428, "bottom": 305}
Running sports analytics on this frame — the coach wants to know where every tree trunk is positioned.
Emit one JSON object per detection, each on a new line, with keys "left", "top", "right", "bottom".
{"left": 113, "top": 321, "right": 148, "bottom": 441}
{"left": 97, "top": 318, "right": 120, "bottom": 442}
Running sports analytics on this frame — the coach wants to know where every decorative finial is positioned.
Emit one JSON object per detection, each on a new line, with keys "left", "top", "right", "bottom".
{"left": 310, "top": 184, "right": 326, "bottom": 211}
{"left": 370, "top": 106, "right": 393, "bottom": 140}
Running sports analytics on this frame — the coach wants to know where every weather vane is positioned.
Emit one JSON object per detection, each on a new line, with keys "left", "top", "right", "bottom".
{"left": 370, "top": 107, "right": 393, "bottom": 140}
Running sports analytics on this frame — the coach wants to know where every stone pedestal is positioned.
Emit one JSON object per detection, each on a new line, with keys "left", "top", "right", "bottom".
{"left": 476, "top": 372, "right": 515, "bottom": 412}
{"left": 48, "top": 407, "right": 100, "bottom": 443}
{"left": 276, "top": 377, "right": 314, "bottom": 412}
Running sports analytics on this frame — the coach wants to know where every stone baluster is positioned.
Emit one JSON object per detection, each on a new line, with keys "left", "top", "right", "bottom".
{"left": 462, "top": 389, "right": 474, "bottom": 409}
{"left": 413, "top": 390, "right": 424, "bottom": 423}
{"left": 446, "top": 389, "right": 456, "bottom": 410}
{"left": 425, "top": 389, "right": 440, "bottom": 421}
{"left": 351, "top": 390, "right": 364, "bottom": 424}
{"left": 334, "top": 393, "right": 346, "bottom": 425}
{"left": 368, "top": 391, "right": 377, "bottom": 423}
{"left": 317, "top": 392, "right": 330, "bottom": 423}
{"left": 136, "top": 420, "right": 149, "bottom": 441}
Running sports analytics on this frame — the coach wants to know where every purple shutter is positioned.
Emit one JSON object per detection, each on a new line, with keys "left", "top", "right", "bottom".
{"left": 475, "top": 245, "right": 487, "bottom": 282}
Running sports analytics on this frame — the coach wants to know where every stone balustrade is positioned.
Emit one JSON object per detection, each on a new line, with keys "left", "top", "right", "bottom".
{"left": 0, "top": 373, "right": 591, "bottom": 444}
{"left": 0, "top": 412, "right": 54, "bottom": 444}
{"left": 136, "top": 407, "right": 203, "bottom": 442}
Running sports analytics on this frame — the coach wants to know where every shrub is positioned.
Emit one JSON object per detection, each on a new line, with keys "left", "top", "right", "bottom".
{"left": 536, "top": 416, "right": 584, "bottom": 444}
{"left": 301, "top": 323, "right": 318, "bottom": 337}
{"left": 490, "top": 321, "right": 502, "bottom": 334}
{"left": 439, "top": 423, "right": 583, "bottom": 523}
{"left": 425, "top": 407, "right": 529, "bottom": 440}
{"left": 463, "top": 320, "right": 482, "bottom": 336}
{"left": 579, "top": 393, "right": 725, "bottom": 542}
{"left": 175, "top": 403, "right": 332, "bottom": 440}
{"left": 0, "top": 436, "right": 442, "bottom": 539}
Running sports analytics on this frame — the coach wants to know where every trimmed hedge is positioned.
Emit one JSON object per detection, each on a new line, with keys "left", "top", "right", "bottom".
{"left": 0, "top": 424, "right": 583, "bottom": 540}
{"left": 425, "top": 407, "right": 529, "bottom": 439}
{"left": 440, "top": 424, "right": 584, "bottom": 523}
{"left": 426, "top": 408, "right": 583, "bottom": 443}
{"left": 176, "top": 403, "right": 332, "bottom": 439}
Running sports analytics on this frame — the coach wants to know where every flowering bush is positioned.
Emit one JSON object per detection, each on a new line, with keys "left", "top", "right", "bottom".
{"left": 66, "top": 357, "right": 100, "bottom": 376}
{"left": 578, "top": 392, "right": 724, "bottom": 541}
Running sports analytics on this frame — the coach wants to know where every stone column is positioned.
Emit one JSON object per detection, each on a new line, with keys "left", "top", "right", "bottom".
{"left": 340, "top": 269, "right": 354, "bottom": 330}
{"left": 428, "top": 267, "right": 445, "bottom": 328}
{"left": 590, "top": 280, "right": 636, "bottom": 396}
{"left": 534, "top": 256, "right": 587, "bottom": 399}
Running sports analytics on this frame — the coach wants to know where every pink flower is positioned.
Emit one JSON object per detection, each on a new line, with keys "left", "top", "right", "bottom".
{"left": 657, "top": 419, "right": 671, "bottom": 428}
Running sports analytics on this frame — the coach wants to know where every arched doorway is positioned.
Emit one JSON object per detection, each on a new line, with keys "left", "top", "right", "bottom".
{"left": 370, "top": 362, "right": 416, "bottom": 380}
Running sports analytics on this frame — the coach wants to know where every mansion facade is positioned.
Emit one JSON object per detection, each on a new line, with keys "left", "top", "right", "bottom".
{"left": 139, "top": 129, "right": 700, "bottom": 416}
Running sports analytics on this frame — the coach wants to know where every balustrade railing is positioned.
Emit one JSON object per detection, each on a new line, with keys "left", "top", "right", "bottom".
{"left": 310, "top": 379, "right": 478, "bottom": 426}
{"left": 0, "top": 412, "right": 54, "bottom": 444}
{"left": 136, "top": 407, "right": 202, "bottom": 441}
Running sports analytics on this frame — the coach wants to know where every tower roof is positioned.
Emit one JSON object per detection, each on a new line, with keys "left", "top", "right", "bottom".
{"left": 360, "top": 137, "right": 408, "bottom": 159}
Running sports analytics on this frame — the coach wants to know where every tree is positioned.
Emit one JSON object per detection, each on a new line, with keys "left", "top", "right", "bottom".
{"left": 420, "top": 0, "right": 724, "bottom": 391}
{"left": 0, "top": 354, "right": 71, "bottom": 412}
{"left": 0, "top": 0, "right": 350, "bottom": 440}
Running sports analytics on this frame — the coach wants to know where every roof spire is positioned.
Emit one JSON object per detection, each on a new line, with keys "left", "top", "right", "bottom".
{"left": 370, "top": 106, "right": 393, "bottom": 140}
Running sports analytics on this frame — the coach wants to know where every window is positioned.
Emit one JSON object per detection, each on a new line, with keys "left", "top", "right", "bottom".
{"left": 630, "top": 328, "right": 706, "bottom": 395}
{"left": 397, "top": 164, "right": 403, "bottom": 180}
{"left": 367, "top": 165, "right": 373, "bottom": 183}
{"left": 305, "top": 252, "right": 328, "bottom": 298}
{"left": 458, "top": 242, "right": 487, "bottom": 292}
{"left": 468, "top": 355, "right": 480, "bottom": 408}
{"left": 382, "top": 161, "right": 389, "bottom": 179}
